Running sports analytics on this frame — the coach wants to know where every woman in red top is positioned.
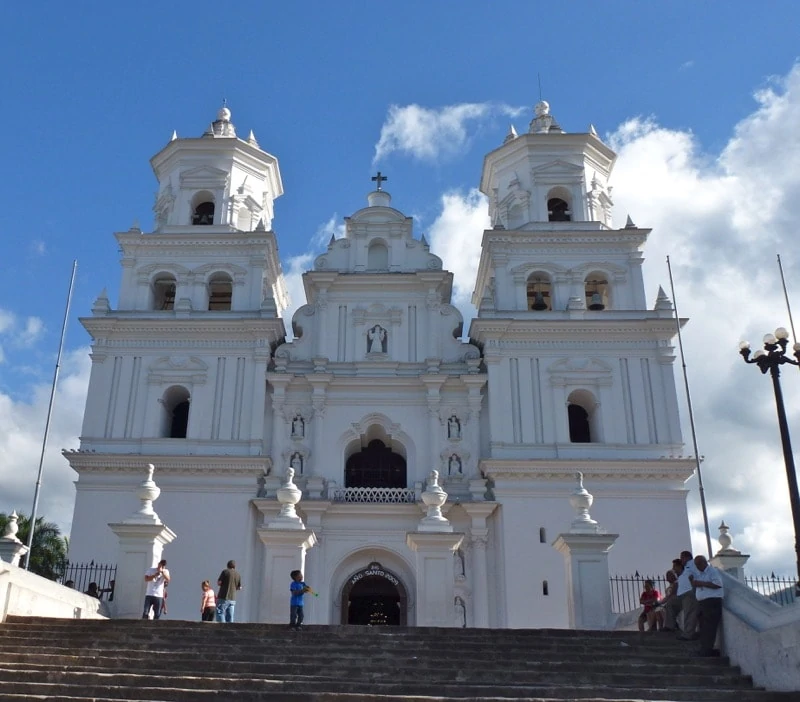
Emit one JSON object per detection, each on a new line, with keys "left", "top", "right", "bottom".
{"left": 638, "top": 579, "right": 663, "bottom": 632}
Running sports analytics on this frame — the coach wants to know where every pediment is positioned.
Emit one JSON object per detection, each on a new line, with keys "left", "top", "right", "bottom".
{"left": 348, "top": 206, "right": 408, "bottom": 225}
{"left": 532, "top": 160, "right": 584, "bottom": 175}
{"left": 180, "top": 165, "right": 229, "bottom": 188}
{"left": 150, "top": 356, "right": 209, "bottom": 373}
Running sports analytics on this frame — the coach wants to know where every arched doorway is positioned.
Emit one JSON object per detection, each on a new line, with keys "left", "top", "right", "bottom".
{"left": 341, "top": 562, "right": 407, "bottom": 626}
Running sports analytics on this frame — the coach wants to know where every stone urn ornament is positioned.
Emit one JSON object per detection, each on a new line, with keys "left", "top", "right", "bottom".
{"left": 127, "top": 464, "right": 163, "bottom": 525}
{"left": 419, "top": 470, "right": 453, "bottom": 532}
{"left": 1, "top": 511, "right": 22, "bottom": 543}
{"left": 569, "top": 472, "right": 600, "bottom": 533}
{"left": 269, "top": 467, "right": 305, "bottom": 529}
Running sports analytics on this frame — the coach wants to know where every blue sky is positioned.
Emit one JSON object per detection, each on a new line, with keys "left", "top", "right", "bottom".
{"left": 2, "top": 2, "right": 800, "bottom": 575}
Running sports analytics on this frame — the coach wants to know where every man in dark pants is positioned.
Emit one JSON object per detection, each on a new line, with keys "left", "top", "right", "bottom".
{"left": 692, "top": 555, "right": 724, "bottom": 657}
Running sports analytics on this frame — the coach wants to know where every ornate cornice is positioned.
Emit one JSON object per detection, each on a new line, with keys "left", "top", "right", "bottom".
{"left": 480, "top": 458, "right": 695, "bottom": 482}
{"left": 62, "top": 451, "right": 270, "bottom": 476}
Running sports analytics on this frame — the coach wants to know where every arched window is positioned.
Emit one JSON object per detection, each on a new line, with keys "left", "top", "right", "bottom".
{"left": 568, "top": 405, "right": 591, "bottom": 442}
{"left": 192, "top": 201, "right": 215, "bottom": 225}
{"left": 161, "top": 386, "right": 190, "bottom": 439}
{"left": 584, "top": 272, "right": 610, "bottom": 310}
{"left": 367, "top": 241, "right": 389, "bottom": 270}
{"left": 152, "top": 275, "right": 176, "bottom": 311}
{"left": 526, "top": 273, "right": 552, "bottom": 311}
{"left": 207, "top": 274, "right": 233, "bottom": 311}
{"left": 547, "top": 198, "right": 571, "bottom": 222}
{"left": 567, "top": 389, "right": 601, "bottom": 443}
{"left": 345, "top": 439, "right": 407, "bottom": 488}
{"left": 191, "top": 191, "right": 216, "bottom": 225}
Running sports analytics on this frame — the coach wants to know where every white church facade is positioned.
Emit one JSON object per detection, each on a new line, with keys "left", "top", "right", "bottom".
{"left": 64, "top": 103, "right": 696, "bottom": 627}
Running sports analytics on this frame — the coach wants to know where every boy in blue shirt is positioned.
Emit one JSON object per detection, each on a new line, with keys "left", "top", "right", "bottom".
{"left": 289, "top": 570, "right": 311, "bottom": 631}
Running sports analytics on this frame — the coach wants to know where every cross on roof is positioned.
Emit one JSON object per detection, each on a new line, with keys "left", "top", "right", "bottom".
{"left": 371, "top": 172, "right": 388, "bottom": 191}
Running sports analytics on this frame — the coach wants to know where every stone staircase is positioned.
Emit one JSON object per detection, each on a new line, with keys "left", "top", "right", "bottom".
{"left": 0, "top": 616, "right": 794, "bottom": 701}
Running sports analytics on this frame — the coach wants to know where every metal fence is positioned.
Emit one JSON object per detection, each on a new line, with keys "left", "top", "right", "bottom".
{"left": 610, "top": 573, "right": 668, "bottom": 613}
{"left": 610, "top": 572, "right": 798, "bottom": 613}
{"left": 744, "top": 574, "right": 797, "bottom": 606}
{"left": 57, "top": 562, "right": 116, "bottom": 600}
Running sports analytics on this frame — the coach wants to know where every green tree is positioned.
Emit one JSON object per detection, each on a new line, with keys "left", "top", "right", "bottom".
{"left": 0, "top": 512, "right": 68, "bottom": 581}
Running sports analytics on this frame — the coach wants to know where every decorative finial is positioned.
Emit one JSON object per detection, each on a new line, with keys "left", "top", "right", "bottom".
{"left": 247, "top": 129, "right": 259, "bottom": 147}
{"left": 654, "top": 285, "right": 673, "bottom": 311}
{"left": 717, "top": 520, "right": 739, "bottom": 553}
{"left": 1, "top": 511, "right": 21, "bottom": 541}
{"left": 267, "top": 466, "right": 305, "bottom": 529}
{"left": 589, "top": 123, "right": 598, "bottom": 136}
{"left": 125, "top": 464, "right": 162, "bottom": 525}
{"left": 529, "top": 100, "right": 564, "bottom": 134}
{"left": 419, "top": 469, "right": 452, "bottom": 532}
{"left": 170, "top": 130, "right": 178, "bottom": 142}
{"left": 624, "top": 214, "right": 636, "bottom": 229}
{"left": 568, "top": 472, "right": 602, "bottom": 533}
{"left": 504, "top": 124, "right": 518, "bottom": 143}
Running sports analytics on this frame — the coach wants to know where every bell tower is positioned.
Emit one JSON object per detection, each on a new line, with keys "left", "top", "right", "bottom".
{"left": 67, "top": 106, "right": 289, "bottom": 572}
{"left": 469, "top": 100, "right": 694, "bottom": 623}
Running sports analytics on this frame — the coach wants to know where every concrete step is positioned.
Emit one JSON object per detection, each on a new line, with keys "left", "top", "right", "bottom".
{"left": 0, "top": 617, "right": 791, "bottom": 702}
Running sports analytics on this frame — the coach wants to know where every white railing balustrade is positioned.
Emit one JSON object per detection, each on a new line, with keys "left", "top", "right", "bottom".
{"left": 331, "top": 487, "right": 416, "bottom": 504}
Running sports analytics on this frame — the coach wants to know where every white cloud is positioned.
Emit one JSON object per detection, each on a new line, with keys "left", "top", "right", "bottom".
{"left": 427, "top": 188, "right": 489, "bottom": 324}
{"left": 0, "top": 347, "right": 91, "bottom": 538}
{"left": 31, "top": 240, "right": 46, "bottom": 256}
{"left": 374, "top": 102, "right": 524, "bottom": 164}
{"left": 280, "top": 215, "right": 346, "bottom": 339}
{"left": 0, "top": 309, "right": 45, "bottom": 361}
{"left": 608, "top": 62, "right": 800, "bottom": 575}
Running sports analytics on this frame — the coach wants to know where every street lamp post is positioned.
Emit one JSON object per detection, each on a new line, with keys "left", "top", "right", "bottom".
{"left": 739, "top": 327, "right": 800, "bottom": 590}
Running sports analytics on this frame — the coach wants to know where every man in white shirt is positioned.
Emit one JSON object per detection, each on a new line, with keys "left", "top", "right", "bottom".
{"left": 142, "top": 559, "right": 170, "bottom": 620}
{"left": 693, "top": 555, "right": 724, "bottom": 657}
{"left": 676, "top": 550, "right": 700, "bottom": 640}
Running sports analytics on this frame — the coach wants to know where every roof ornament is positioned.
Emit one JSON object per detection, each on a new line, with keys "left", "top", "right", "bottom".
{"left": 170, "top": 130, "right": 178, "bottom": 142}
{"left": 247, "top": 129, "right": 259, "bottom": 147}
{"left": 589, "top": 123, "right": 598, "bottom": 136}
{"left": 367, "top": 171, "right": 392, "bottom": 207}
{"left": 503, "top": 124, "right": 518, "bottom": 143}
{"left": 529, "top": 100, "right": 564, "bottom": 135}
{"left": 209, "top": 101, "right": 236, "bottom": 138}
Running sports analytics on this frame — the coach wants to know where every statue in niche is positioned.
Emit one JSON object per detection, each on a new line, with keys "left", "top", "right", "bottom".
{"left": 448, "top": 454, "right": 462, "bottom": 476}
{"left": 367, "top": 325, "right": 387, "bottom": 354}
{"left": 290, "top": 452, "right": 303, "bottom": 475}
{"left": 454, "top": 549, "right": 466, "bottom": 580}
{"left": 291, "top": 415, "right": 304, "bottom": 438}
{"left": 447, "top": 415, "right": 461, "bottom": 440}
{"left": 454, "top": 596, "right": 466, "bottom": 628}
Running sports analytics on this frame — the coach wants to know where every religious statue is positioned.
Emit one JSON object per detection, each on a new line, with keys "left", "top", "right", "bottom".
{"left": 447, "top": 415, "right": 461, "bottom": 440}
{"left": 454, "top": 596, "right": 466, "bottom": 628}
{"left": 448, "top": 454, "right": 462, "bottom": 475}
{"left": 291, "top": 415, "right": 304, "bottom": 438}
{"left": 367, "top": 325, "right": 387, "bottom": 354}
{"left": 290, "top": 452, "right": 303, "bottom": 475}
{"left": 454, "top": 549, "right": 466, "bottom": 579}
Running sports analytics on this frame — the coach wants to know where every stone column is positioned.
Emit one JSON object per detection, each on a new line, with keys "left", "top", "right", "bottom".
{"left": 461, "top": 502, "right": 498, "bottom": 628}
{"left": 108, "top": 465, "right": 176, "bottom": 619}
{"left": 256, "top": 467, "right": 317, "bottom": 623}
{"left": 0, "top": 512, "right": 29, "bottom": 567}
{"left": 551, "top": 473, "right": 618, "bottom": 630}
{"left": 710, "top": 521, "right": 750, "bottom": 583}
{"left": 406, "top": 470, "right": 464, "bottom": 627}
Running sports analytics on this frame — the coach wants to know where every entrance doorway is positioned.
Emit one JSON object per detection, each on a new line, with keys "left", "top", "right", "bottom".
{"left": 341, "top": 562, "right": 407, "bottom": 626}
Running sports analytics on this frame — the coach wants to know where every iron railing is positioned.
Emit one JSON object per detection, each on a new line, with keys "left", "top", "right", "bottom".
{"left": 610, "top": 573, "right": 668, "bottom": 613}
{"left": 331, "top": 487, "right": 416, "bottom": 504}
{"left": 57, "top": 561, "right": 116, "bottom": 600}
{"left": 745, "top": 573, "right": 797, "bottom": 606}
{"left": 610, "top": 571, "right": 798, "bottom": 613}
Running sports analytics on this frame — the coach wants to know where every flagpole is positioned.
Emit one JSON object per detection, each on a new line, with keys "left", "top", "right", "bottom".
{"left": 777, "top": 254, "right": 797, "bottom": 344}
{"left": 666, "top": 255, "right": 713, "bottom": 558}
{"left": 24, "top": 259, "right": 78, "bottom": 570}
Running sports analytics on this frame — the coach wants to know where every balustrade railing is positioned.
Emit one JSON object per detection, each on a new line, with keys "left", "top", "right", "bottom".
{"left": 331, "top": 487, "right": 416, "bottom": 504}
{"left": 57, "top": 561, "right": 117, "bottom": 600}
